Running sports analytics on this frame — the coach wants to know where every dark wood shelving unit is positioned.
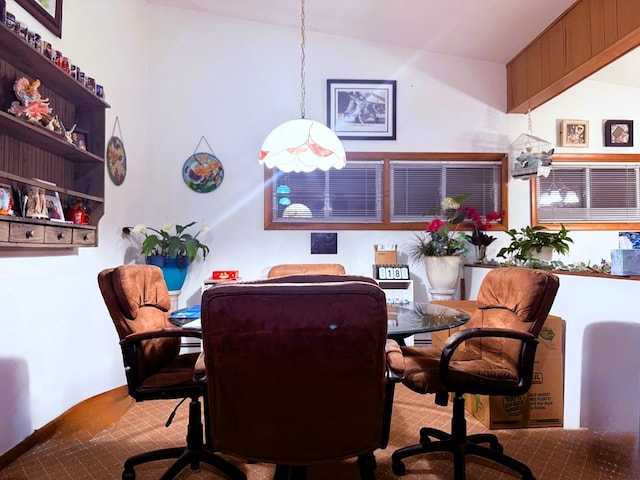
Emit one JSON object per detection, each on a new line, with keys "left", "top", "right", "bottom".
{"left": 0, "top": 24, "right": 108, "bottom": 248}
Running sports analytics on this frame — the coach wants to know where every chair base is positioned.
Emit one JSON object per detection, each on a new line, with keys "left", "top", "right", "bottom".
{"left": 391, "top": 395, "right": 535, "bottom": 480}
{"left": 122, "top": 397, "right": 246, "bottom": 480}
{"left": 271, "top": 453, "right": 377, "bottom": 480}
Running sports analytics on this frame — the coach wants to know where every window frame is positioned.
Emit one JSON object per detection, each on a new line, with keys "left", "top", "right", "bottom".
{"left": 264, "top": 151, "right": 509, "bottom": 231}
{"left": 532, "top": 153, "right": 640, "bottom": 231}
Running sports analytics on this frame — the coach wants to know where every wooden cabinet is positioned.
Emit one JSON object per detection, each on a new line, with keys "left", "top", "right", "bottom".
{"left": 0, "top": 24, "right": 108, "bottom": 248}
{"left": 507, "top": 0, "right": 640, "bottom": 113}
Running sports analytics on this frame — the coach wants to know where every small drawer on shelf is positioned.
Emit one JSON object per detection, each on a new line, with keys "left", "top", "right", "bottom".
{"left": 10, "top": 223, "right": 45, "bottom": 243}
{"left": 72, "top": 228, "right": 96, "bottom": 245}
{"left": 0, "top": 221, "right": 8, "bottom": 242}
{"left": 45, "top": 225, "right": 73, "bottom": 244}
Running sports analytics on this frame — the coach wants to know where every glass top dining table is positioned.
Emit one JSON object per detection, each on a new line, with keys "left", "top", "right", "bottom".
{"left": 386, "top": 302, "right": 470, "bottom": 345}
{"left": 175, "top": 302, "right": 470, "bottom": 347}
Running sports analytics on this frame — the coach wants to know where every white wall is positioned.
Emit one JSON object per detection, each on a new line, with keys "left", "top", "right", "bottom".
{"left": 1, "top": 0, "right": 638, "bottom": 456}
{"left": 0, "top": 0, "right": 150, "bottom": 455}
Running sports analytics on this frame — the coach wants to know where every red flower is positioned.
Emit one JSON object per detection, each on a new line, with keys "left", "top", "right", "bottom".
{"left": 426, "top": 218, "right": 445, "bottom": 232}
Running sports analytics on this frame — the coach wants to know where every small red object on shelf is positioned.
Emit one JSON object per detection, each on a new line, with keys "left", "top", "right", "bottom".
{"left": 212, "top": 270, "right": 239, "bottom": 280}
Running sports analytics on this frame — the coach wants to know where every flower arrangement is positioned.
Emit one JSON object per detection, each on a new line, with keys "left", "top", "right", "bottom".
{"left": 123, "top": 221, "right": 210, "bottom": 263}
{"left": 410, "top": 194, "right": 470, "bottom": 260}
{"left": 464, "top": 207, "right": 505, "bottom": 247}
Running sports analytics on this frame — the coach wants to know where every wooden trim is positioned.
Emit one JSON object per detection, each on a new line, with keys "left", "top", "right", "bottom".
{"left": 507, "top": 0, "right": 640, "bottom": 113}
{"left": 0, "top": 386, "right": 132, "bottom": 469}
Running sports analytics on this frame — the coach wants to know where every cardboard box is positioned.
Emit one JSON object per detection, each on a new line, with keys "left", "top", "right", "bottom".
{"left": 374, "top": 244, "right": 397, "bottom": 265}
{"left": 431, "top": 301, "right": 565, "bottom": 429}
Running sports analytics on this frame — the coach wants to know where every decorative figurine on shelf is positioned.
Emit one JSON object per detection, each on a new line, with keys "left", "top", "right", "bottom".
{"left": 25, "top": 186, "right": 48, "bottom": 219}
{"left": 8, "top": 77, "right": 54, "bottom": 128}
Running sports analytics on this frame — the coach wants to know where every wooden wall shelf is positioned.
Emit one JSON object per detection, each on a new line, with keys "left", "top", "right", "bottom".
{"left": 0, "top": 24, "right": 108, "bottom": 248}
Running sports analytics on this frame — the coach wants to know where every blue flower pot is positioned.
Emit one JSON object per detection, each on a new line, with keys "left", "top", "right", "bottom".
{"left": 146, "top": 255, "right": 190, "bottom": 291}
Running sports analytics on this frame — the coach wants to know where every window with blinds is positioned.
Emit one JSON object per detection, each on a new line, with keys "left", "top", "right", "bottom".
{"left": 390, "top": 161, "right": 503, "bottom": 222}
{"left": 264, "top": 152, "right": 508, "bottom": 230}
{"left": 536, "top": 161, "right": 640, "bottom": 225}
{"left": 270, "top": 161, "right": 383, "bottom": 223}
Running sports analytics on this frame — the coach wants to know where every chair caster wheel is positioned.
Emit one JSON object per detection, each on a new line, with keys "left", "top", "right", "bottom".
{"left": 391, "top": 459, "right": 406, "bottom": 476}
{"left": 122, "top": 468, "right": 135, "bottom": 480}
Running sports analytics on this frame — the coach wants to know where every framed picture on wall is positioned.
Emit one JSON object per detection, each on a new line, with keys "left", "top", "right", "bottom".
{"left": 15, "top": 0, "right": 63, "bottom": 38}
{"left": 327, "top": 79, "right": 396, "bottom": 140}
{"left": 559, "top": 119, "right": 589, "bottom": 147}
{"left": 604, "top": 120, "right": 633, "bottom": 147}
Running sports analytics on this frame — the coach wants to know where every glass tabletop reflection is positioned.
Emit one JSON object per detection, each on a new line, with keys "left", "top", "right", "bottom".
{"left": 387, "top": 302, "right": 469, "bottom": 344}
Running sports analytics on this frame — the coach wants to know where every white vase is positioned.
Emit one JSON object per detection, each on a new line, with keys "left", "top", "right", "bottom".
{"left": 424, "top": 255, "right": 461, "bottom": 292}
{"left": 528, "top": 246, "right": 553, "bottom": 262}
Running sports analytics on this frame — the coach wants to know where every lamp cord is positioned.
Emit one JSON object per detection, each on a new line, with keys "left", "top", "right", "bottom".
{"left": 300, "top": 0, "right": 306, "bottom": 119}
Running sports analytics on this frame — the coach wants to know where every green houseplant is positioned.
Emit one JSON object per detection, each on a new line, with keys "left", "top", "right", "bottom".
{"left": 125, "top": 222, "right": 210, "bottom": 262}
{"left": 497, "top": 224, "right": 573, "bottom": 262}
{"left": 123, "top": 222, "right": 210, "bottom": 291}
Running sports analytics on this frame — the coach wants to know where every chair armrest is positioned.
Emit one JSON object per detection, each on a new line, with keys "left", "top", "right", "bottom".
{"left": 385, "top": 339, "right": 405, "bottom": 380}
{"left": 120, "top": 327, "right": 202, "bottom": 346}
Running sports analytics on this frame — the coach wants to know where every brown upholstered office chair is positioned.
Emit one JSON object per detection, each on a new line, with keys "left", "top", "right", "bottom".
{"left": 98, "top": 265, "right": 244, "bottom": 480}
{"left": 266, "top": 263, "right": 345, "bottom": 278}
{"left": 392, "top": 267, "right": 560, "bottom": 480}
{"left": 199, "top": 275, "right": 398, "bottom": 480}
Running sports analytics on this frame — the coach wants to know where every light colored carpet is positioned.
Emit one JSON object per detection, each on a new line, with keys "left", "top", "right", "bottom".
{"left": 1, "top": 384, "right": 638, "bottom": 479}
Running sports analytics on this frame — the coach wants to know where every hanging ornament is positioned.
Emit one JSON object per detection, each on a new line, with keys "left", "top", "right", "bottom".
{"left": 107, "top": 116, "right": 127, "bottom": 186}
{"left": 509, "top": 109, "right": 553, "bottom": 180}
{"left": 182, "top": 136, "right": 224, "bottom": 193}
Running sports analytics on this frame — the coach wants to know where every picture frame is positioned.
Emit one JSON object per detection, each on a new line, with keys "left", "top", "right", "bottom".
{"left": 560, "top": 119, "right": 589, "bottom": 147}
{"left": 310, "top": 232, "right": 338, "bottom": 255}
{"left": 44, "top": 192, "right": 65, "bottom": 222}
{"left": 72, "top": 128, "right": 88, "bottom": 150}
{"left": 0, "top": 182, "right": 15, "bottom": 216}
{"left": 15, "top": 0, "right": 63, "bottom": 38}
{"left": 327, "top": 79, "right": 396, "bottom": 140}
{"left": 604, "top": 120, "right": 634, "bottom": 147}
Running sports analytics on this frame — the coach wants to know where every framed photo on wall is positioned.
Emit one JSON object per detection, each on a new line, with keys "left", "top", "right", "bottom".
{"left": 604, "top": 120, "right": 633, "bottom": 147}
{"left": 327, "top": 79, "right": 396, "bottom": 140}
{"left": 15, "top": 0, "right": 63, "bottom": 38}
{"left": 560, "top": 119, "right": 589, "bottom": 147}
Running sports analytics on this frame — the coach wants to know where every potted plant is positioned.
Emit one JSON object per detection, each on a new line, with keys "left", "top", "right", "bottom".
{"left": 464, "top": 206, "right": 505, "bottom": 263}
{"left": 123, "top": 221, "right": 210, "bottom": 291}
{"left": 410, "top": 194, "right": 470, "bottom": 295}
{"left": 497, "top": 224, "right": 573, "bottom": 262}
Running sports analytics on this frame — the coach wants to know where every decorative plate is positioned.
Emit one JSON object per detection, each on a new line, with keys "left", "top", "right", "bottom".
{"left": 182, "top": 152, "right": 224, "bottom": 193}
{"left": 106, "top": 136, "right": 127, "bottom": 185}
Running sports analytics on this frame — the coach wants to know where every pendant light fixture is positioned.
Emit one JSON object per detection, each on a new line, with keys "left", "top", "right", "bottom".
{"left": 258, "top": 0, "right": 346, "bottom": 173}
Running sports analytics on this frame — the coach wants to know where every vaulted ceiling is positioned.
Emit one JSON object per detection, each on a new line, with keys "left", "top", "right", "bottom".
{"left": 147, "top": 0, "right": 577, "bottom": 64}
{"left": 147, "top": 0, "right": 639, "bottom": 92}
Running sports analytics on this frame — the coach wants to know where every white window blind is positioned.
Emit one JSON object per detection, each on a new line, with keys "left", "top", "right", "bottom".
{"left": 537, "top": 163, "right": 640, "bottom": 223}
{"left": 390, "top": 161, "right": 502, "bottom": 222}
{"left": 271, "top": 161, "right": 383, "bottom": 223}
